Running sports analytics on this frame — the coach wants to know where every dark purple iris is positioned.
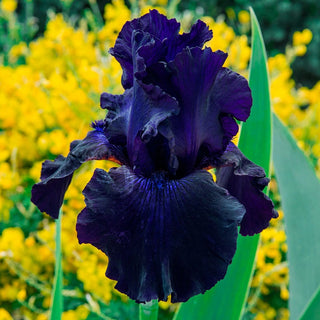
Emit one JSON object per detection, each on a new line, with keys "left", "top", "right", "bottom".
{"left": 31, "top": 10, "right": 278, "bottom": 303}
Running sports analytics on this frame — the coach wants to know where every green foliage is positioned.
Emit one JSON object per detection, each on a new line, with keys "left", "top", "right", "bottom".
{"left": 16, "top": 0, "right": 109, "bottom": 33}
{"left": 139, "top": 300, "right": 159, "bottom": 320}
{"left": 0, "top": 190, "right": 43, "bottom": 236}
{"left": 239, "top": 6, "right": 271, "bottom": 173}
{"left": 0, "top": 0, "right": 110, "bottom": 65}
{"left": 300, "top": 287, "right": 320, "bottom": 320}
{"left": 273, "top": 115, "right": 320, "bottom": 320}
{"left": 50, "top": 214, "right": 63, "bottom": 320}
{"left": 0, "top": 0, "right": 38, "bottom": 65}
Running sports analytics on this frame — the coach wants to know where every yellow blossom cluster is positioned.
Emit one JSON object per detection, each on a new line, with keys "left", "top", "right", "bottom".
{"left": 0, "top": 1, "right": 319, "bottom": 319}
{"left": 0, "top": 0, "right": 17, "bottom": 13}
{"left": 268, "top": 29, "right": 320, "bottom": 176}
{"left": 201, "top": 16, "right": 251, "bottom": 74}
{"left": 0, "top": 1, "right": 125, "bottom": 318}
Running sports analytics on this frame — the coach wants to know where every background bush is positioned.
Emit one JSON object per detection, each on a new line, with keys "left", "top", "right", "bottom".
{"left": 178, "top": 0, "right": 320, "bottom": 87}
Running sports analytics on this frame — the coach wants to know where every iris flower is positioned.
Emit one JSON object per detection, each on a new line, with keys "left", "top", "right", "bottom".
{"left": 31, "top": 10, "right": 277, "bottom": 303}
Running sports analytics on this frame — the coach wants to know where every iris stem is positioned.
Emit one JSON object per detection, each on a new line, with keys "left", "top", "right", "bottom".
{"left": 49, "top": 211, "right": 63, "bottom": 320}
{"left": 139, "top": 300, "right": 159, "bottom": 320}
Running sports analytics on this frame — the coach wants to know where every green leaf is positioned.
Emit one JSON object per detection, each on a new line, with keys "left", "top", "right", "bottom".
{"left": 272, "top": 115, "right": 320, "bottom": 320}
{"left": 50, "top": 213, "right": 63, "bottom": 320}
{"left": 300, "top": 284, "right": 320, "bottom": 320}
{"left": 139, "top": 300, "right": 158, "bottom": 320}
{"left": 173, "top": 8, "right": 272, "bottom": 320}
{"left": 239, "top": 7, "right": 272, "bottom": 173}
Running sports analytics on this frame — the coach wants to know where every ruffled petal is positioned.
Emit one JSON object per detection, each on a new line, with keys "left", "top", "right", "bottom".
{"left": 164, "top": 47, "right": 233, "bottom": 173}
{"left": 76, "top": 166, "right": 245, "bottom": 303}
{"left": 211, "top": 67, "right": 252, "bottom": 121}
{"left": 110, "top": 10, "right": 180, "bottom": 88}
{"left": 128, "top": 80, "right": 179, "bottom": 175}
{"left": 124, "top": 46, "right": 252, "bottom": 176}
{"left": 100, "top": 88, "right": 133, "bottom": 147}
{"left": 110, "top": 10, "right": 213, "bottom": 89}
{"left": 31, "top": 124, "right": 126, "bottom": 219}
{"left": 166, "top": 19, "right": 212, "bottom": 61}
{"left": 106, "top": 30, "right": 179, "bottom": 176}
{"left": 216, "top": 143, "right": 278, "bottom": 235}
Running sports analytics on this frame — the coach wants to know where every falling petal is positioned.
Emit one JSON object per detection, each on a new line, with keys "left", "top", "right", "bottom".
{"left": 77, "top": 166, "right": 245, "bottom": 302}
{"left": 31, "top": 126, "right": 126, "bottom": 218}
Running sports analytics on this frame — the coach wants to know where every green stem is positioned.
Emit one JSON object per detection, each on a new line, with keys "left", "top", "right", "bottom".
{"left": 139, "top": 300, "right": 159, "bottom": 320}
{"left": 49, "top": 212, "right": 63, "bottom": 320}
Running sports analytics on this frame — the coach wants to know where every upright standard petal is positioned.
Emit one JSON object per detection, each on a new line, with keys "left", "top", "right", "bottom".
{"left": 129, "top": 81, "right": 179, "bottom": 174}
{"left": 110, "top": 10, "right": 180, "bottom": 88}
{"left": 158, "top": 47, "right": 252, "bottom": 175}
{"left": 76, "top": 166, "right": 245, "bottom": 303}
{"left": 110, "top": 10, "right": 212, "bottom": 89}
{"left": 31, "top": 123, "right": 126, "bottom": 219}
{"left": 216, "top": 143, "right": 278, "bottom": 235}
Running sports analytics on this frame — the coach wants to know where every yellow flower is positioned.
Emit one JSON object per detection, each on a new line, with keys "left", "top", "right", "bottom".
{"left": 8, "top": 42, "right": 28, "bottom": 64}
{"left": 62, "top": 305, "right": 89, "bottom": 320}
{"left": 238, "top": 10, "right": 250, "bottom": 24}
{"left": 280, "top": 286, "right": 290, "bottom": 300}
{"left": 0, "top": 308, "right": 13, "bottom": 320}
{"left": 17, "top": 289, "right": 27, "bottom": 301}
{"left": 295, "top": 44, "right": 307, "bottom": 56}
{"left": 36, "top": 314, "right": 48, "bottom": 320}
{"left": 302, "top": 28, "right": 313, "bottom": 44}
{"left": 293, "top": 29, "right": 313, "bottom": 46}
{"left": 0, "top": 0, "right": 17, "bottom": 13}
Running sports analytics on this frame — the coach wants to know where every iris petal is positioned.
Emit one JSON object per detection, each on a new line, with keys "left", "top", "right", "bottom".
{"left": 110, "top": 10, "right": 180, "bottom": 88}
{"left": 76, "top": 166, "right": 245, "bottom": 303}
{"left": 122, "top": 46, "right": 252, "bottom": 176}
{"left": 100, "top": 88, "right": 133, "bottom": 147}
{"left": 167, "top": 48, "right": 253, "bottom": 170}
{"left": 128, "top": 80, "right": 179, "bottom": 174}
{"left": 216, "top": 143, "right": 278, "bottom": 235}
{"left": 161, "top": 47, "right": 231, "bottom": 173}
{"left": 31, "top": 126, "right": 125, "bottom": 219}
{"left": 167, "top": 19, "right": 213, "bottom": 61}
{"left": 110, "top": 10, "right": 212, "bottom": 89}
{"left": 212, "top": 67, "right": 252, "bottom": 122}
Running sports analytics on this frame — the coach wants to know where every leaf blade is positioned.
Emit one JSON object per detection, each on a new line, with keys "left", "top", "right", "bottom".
{"left": 239, "top": 7, "right": 272, "bottom": 173}
{"left": 49, "top": 214, "right": 63, "bottom": 320}
{"left": 300, "top": 284, "right": 320, "bottom": 320}
{"left": 272, "top": 114, "right": 320, "bottom": 320}
{"left": 139, "top": 300, "right": 159, "bottom": 320}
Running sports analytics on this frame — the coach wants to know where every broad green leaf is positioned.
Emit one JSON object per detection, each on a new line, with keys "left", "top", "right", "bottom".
{"left": 300, "top": 284, "right": 320, "bottom": 320}
{"left": 272, "top": 115, "right": 320, "bottom": 320}
{"left": 174, "top": 8, "right": 272, "bottom": 320}
{"left": 139, "top": 300, "right": 158, "bottom": 320}
{"left": 50, "top": 213, "right": 63, "bottom": 320}
{"left": 238, "top": 7, "right": 272, "bottom": 172}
